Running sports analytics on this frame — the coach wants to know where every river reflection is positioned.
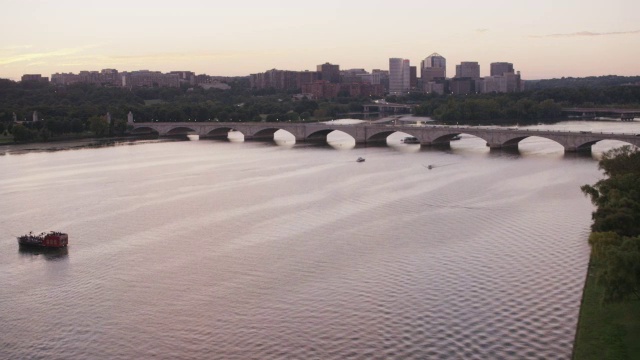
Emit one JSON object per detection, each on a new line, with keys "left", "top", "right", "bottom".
{"left": 18, "top": 245, "right": 69, "bottom": 261}
{"left": 0, "top": 120, "right": 638, "bottom": 359}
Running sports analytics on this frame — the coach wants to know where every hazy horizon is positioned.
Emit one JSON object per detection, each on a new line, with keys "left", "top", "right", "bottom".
{"left": 1, "top": 0, "right": 639, "bottom": 81}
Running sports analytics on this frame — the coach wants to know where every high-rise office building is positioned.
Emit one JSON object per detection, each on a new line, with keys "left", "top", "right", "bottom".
{"left": 490, "top": 62, "right": 514, "bottom": 76}
{"left": 420, "top": 53, "right": 446, "bottom": 80}
{"left": 455, "top": 62, "right": 480, "bottom": 79}
{"left": 410, "top": 66, "right": 417, "bottom": 88}
{"left": 389, "top": 58, "right": 410, "bottom": 95}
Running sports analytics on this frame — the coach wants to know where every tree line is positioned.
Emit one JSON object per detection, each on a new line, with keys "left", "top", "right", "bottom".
{"left": 581, "top": 146, "right": 640, "bottom": 302}
{"left": 412, "top": 86, "right": 640, "bottom": 125}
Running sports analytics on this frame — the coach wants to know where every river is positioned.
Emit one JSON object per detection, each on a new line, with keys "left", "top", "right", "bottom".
{"left": 0, "top": 120, "right": 638, "bottom": 359}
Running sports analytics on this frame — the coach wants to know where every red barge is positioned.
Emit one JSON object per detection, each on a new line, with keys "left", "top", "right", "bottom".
{"left": 18, "top": 232, "right": 68, "bottom": 248}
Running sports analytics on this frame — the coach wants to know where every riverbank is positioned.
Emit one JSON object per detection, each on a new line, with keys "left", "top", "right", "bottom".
{"left": 0, "top": 134, "right": 167, "bottom": 155}
{"left": 573, "top": 259, "right": 640, "bottom": 359}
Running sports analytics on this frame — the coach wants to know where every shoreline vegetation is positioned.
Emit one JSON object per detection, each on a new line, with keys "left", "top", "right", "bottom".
{"left": 574, "top": 146, "right": 640, "bottom": 359}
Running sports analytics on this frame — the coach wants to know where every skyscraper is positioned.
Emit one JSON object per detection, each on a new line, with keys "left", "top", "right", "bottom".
{"left": 389, "top": 58, "right": 410, "bottom": 95}
{"left": 455, "top": 62, "right": 480, "bottom": 79}
{"left": 490, "top": 62, "right": 514, "bottom": 76}
{"left": 420, "top": 53, "right": 446, "bottom": 81}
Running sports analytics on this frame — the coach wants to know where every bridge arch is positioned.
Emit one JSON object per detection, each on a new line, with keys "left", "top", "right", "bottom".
{"left": 366, "top": 129, "right": 404, "bottom": 143}
{"left": 502, "top": 135, "right": 534, "bottom": 148}
{"left": 205, "top": 126, "right": 236, "bottom": 139}
{"left": 577, "top": 138, "right": 639, "bottom": 152}
{"left": 305, "top": 127, "right": 357, "bottom": 143}
{"left": 487, "top": 134, "right": 566, "bottom": 150}
{"left": 430, "top": 131, "right": 490, "bottom": 146}
{"left": 130, "top": 126, "right": 159, "bottom": 135}
{"left": 253, "top": 127, "right": 280, "bottom": 138}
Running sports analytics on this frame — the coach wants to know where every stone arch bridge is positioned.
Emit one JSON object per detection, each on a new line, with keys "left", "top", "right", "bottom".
{"left": 131, "top": 122, "right": 640, "bottom": 152}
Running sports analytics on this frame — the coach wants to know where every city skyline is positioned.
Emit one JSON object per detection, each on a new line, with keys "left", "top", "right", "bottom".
{"left": 1, "top": 0, "right": 639, "bottom": 81}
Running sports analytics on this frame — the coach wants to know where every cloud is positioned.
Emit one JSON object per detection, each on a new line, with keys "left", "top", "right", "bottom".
{"left": 531, "top": 29, "right": 640, "bottom": 38}
{"left": 476, "top": 28, "right": 489, "bottom": 33}
{"left": 0, "top": 47, "right": 94, "bottom": 66}
{"left": 108, "top": 51, "right": 250, "bottom": 62}
{"left": 0, "top": 45, "right": 34, "bottom": 52}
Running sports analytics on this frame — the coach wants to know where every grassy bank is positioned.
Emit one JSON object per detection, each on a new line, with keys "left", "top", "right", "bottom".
{"left": 573, "top": 259, "right": 640, "bottom": 359}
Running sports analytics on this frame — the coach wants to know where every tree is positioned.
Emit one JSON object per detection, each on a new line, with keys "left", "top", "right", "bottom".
{"left": 89, "top": 116, "right": 109, "bottom": 137}
{"left": 113, "top": 119, "right": 128, "bottom": 136}
{"left": 12, "top": 124, "right": 35, "bottom": 142}
{"left": 597, "top": 146, "right": 640, "bottom": 178}
{"left": 582, "top": 146, "right": 640, "bottom": 302}
{"left": 588, "top": 232, "right": 640, "bottom": 302}
{"left": 286, "top": 111, "right": 299, "bottom": 121}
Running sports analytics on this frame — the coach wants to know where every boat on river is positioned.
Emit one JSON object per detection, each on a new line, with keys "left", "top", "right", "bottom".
{"left": 17, "top": 231, "right": 68, "bottom": 248}
{"left": 357, "top": 157, "right": 365, "bottom": 163}
{"left": 402, "top": 136, "right": 420, "bottom": 144}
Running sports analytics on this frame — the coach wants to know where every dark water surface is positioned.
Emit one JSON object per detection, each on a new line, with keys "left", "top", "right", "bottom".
{"left": 1, "top": 121, "right": 638, "bottom": 359}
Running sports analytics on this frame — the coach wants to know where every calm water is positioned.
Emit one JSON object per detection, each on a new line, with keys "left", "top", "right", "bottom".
{"left": 0, "top": 121, "right": 638, "bottom": 359}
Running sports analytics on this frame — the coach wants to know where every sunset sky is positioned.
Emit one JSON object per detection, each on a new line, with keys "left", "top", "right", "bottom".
{"left": 1, "top": 0, "right": 638, "bottom": 81}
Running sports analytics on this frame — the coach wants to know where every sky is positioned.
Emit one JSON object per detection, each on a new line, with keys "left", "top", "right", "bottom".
{"left": 0, "top": 0, "right": 638, "bottom": 81}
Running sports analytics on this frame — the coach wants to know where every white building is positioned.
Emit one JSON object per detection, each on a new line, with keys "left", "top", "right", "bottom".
{"left": 389, "top": 58, "right": 410, "bottom": 95}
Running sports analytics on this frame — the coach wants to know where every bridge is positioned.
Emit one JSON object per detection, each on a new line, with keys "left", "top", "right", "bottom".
{"left": 130, "top": 121, "right": 640, "bottom": 152}
{"left": 562, "top": 108, "right": 640, "bottom": 121}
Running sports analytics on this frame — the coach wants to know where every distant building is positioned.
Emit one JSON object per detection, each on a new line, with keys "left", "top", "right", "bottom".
{"left": 121, "top": 70, "right": 180, "bottom": 88}
{"left": 409, "top": 66, "right": 417, "bottom": 89}
{"left": 317, "top": 63, "right": 340, "bottom": 83}
{"left": 169, "top": 71, "right": 196, "bottom": 85}
{"left": 455, "top": 62, "right": 480, "bottom": 79}
{"left": 341, "top": 83, "right": 384, "bottom": 97}
{"left": 51, "top": 72, "right": 81, "bottom": 85}
{"left": 340, "top": 69, "right": 368, "bottom": 83}
{"left": 479, "top": 63, "right": 524, "bottom": 93}
{"left": 420, "top": 53, "right": 446, "bottom": 80}
{"left": 450, "top": 77, "right": 476, "bottom": 95}
{"left": 490, "top": 62, "right": 514, "bottom": 76}
{"left": 301, "top": 80, "right": 340, "bottom": 99}
{"left": 296, "top": 71, "right": 321, "bottom": 88}
{"left": 418, "top": 53, "right": 445, "bottom": 94}
{"left": 372, "top": 69, "right": 390, "bottom": 92}
{"left": 424, "top": 78, "right": 448, "bottom": 95}
{"left": 422, "top": 67, "right": 446, "bottom": 83}
{"left": 99, "top": 69, "right": 120, "bottom": 86}
{"left": 389, "top": 58, "right": 411, "bottom": 95}
{"left": 21, "top": 74, "right": 49, "bottom": 83}
{"left": 249, "top": 69, "right": 320, "bottom": 90}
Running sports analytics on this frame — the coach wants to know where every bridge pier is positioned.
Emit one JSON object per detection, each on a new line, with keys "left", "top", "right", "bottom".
{"left": 564, "top": 146, "right": 592, "bottom": 154}
{"left": 621, "top": 114, "right": 635, "bottom": 121}
{"left": 486, "top": 142, "right": 518, "bottom": 150}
